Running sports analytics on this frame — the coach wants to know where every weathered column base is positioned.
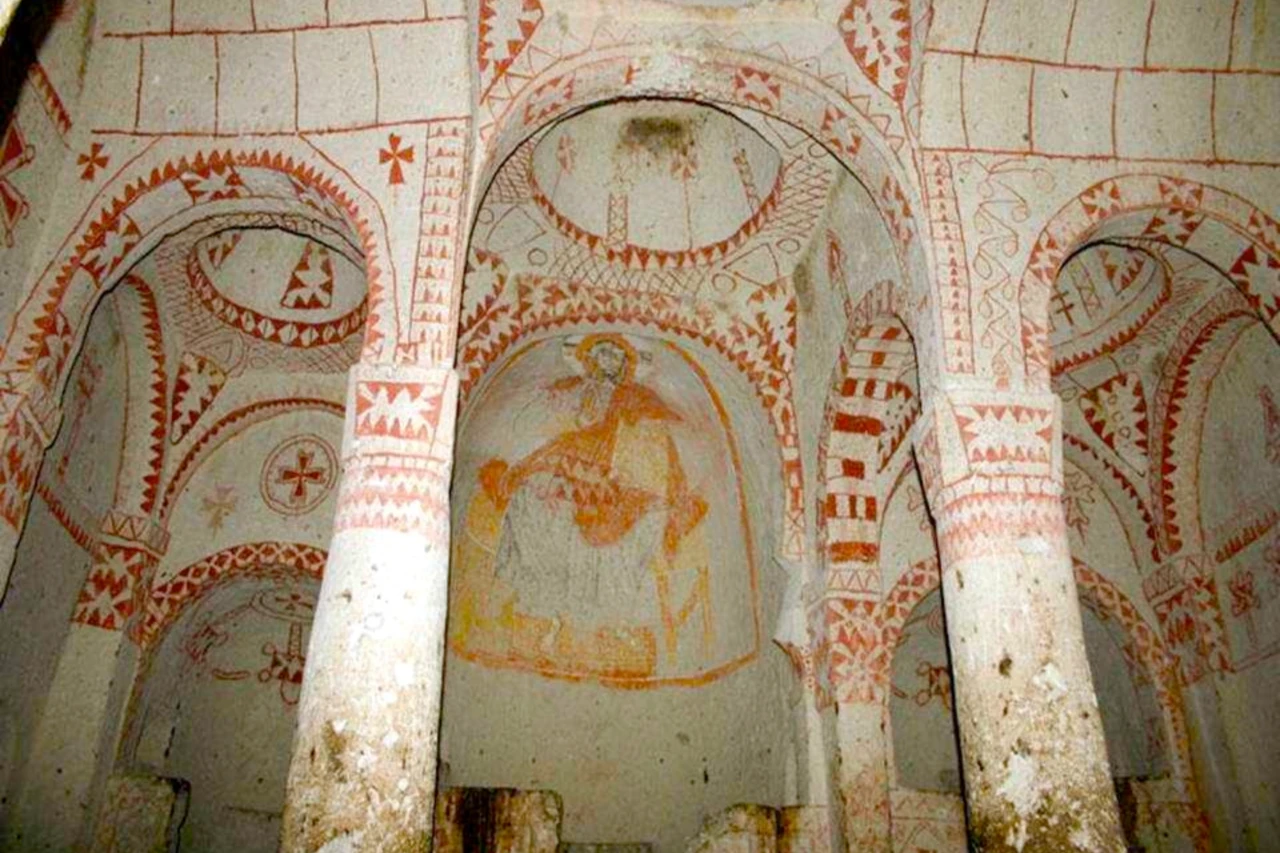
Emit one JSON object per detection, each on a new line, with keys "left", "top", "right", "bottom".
{"left": 282, "top": 364, "right": 457, "bottom": 853}
{"left": 433, "top": 788, "right": 562, "bottom": 852}
{"left": 833, "top": 701, "right": 890, "bottom": 851}
{"left": 919, "top": 388, "right": 1126, "bottom": 853}
{"left": 282, "top": 524, "right": 449, "bottom": 853}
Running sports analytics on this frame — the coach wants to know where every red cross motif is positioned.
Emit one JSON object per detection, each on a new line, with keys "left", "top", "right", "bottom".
{"left": 277, "top": 449, "right": 328, "bottom": 507}
{"left": 379, "top": 133, "right": 414, "bottom": 186}
{"left": 78, "top": 142, "right": 109, "bottom": 181}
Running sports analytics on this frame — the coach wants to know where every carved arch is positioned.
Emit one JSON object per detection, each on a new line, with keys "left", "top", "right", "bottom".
{"left": 1019, "top": 175, "right": 1280, "bottom": 388}
{"left": 1, "top": 140, "right": 394, "bottom": 429}
{"left": 470, "top": 45, "right": 936, "bottom": 357}
{"left": 818, "top": 281, "right": 921, "bottom": 702}
{"left": 879, "top": 557, "right": 1207, "bottom": 847}
{"left": 135, "top": 541, "right": 328, "bottom": 651}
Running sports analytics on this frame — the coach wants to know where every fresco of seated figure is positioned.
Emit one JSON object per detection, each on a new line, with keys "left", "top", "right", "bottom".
{"left": 450, "top": 333, "right": 759, "bottom": 687}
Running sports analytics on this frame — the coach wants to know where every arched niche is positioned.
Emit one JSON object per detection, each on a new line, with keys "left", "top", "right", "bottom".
{"left": 888, "top": 586, "right": 959, "bottom": 794}
{"left": 886, "top": 576, "right": 1177, "bottom": 847}
{"left": 122, "top": 571, "right": 319, "bottom": 853}
{"left": 1194, "top": 318, "right": 1280, "bottom": 845}
{"left": 441, "top": 332, "right": 793, "bottom": 850}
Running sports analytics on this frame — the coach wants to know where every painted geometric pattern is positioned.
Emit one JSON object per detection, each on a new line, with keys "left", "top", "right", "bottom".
{"left": 354, "top": 378, "right": 447, "bottom": 443}
{"left": 72, "top": 542, "right": 154, "bottom": 631}
{"left": 1145, "top": 557, "right": 1231, "bottom": 686}
{"left": 827, "top": 556, "right": 939, "bottom": 705}
{"left": 280, "top": 241, "right": 335, "bottom": 310}
{"left": 923, "top": 154, "right": 975, "bottom": 374}
{"left": 889, "top": 788, "right": 967, "bottom": 853}
{"left": 477, "top": 0, "right": 544, "bottom": 100}
{"left": 187, "top": 244, "right": 368, "bottom": 349}
{"left": 823, "top": 323, "right": 916, "bottom": 573}
{"left": 838, "top": 0, "right": 912, "bottom": 102}
{"left": 136, "top": 541, "right": 326, "bottom": 648}
{"left": 954, "top": 403, "right": 1055, "bottom": 478}
{"left": 0, "top": 406, "right": 42, "bottom": 530}
{"left": 170, "top": 352, "right": 227, "bottom": 444}
{"left": 340, "top": 371, "right": 457, "bottom": 540}
{"left": 201, "top": 229, "right": 242, "bottom": 270}
{"left": 1079, "top": 372, "right": 1150, "bottom": 477}
{"left": 407, "top": 120, "right": 471, "bottom": 365}
{"left": 126, "top": 277, "right": 169, "bottom": 516}
{"left": 1062, "top": 432, "right": 1161, "bottom": 563}
{"left": 826, "top": 596, "right": 885, "bottom": 703}
{"left": 1149, "top": 294, "right": 1255, "bottom": 557}
{"left": 1022, "top": 175, "right": 1280, "bottom": 386}
{"left": 1051, "top": 246, "right": 1171, "bottom": 374}
{"left": 334, "top": 455, "right": 453, "bottom": 541}
{"left": 159, "top": 398, "right": 345, "bottom": 522}
{"left": 5, "top": 148, "right": 389, "bottom": 405}
{"left": 475, "top": 51, "right": 915, "bottom": 281}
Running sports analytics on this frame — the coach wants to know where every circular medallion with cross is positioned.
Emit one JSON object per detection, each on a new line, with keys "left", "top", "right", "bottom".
{"left": 260, "top": 434, "right": 338, "bottom": 516}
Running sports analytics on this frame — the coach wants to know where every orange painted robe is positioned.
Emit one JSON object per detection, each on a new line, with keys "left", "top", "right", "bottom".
{"left": 480, "top": 377, "right": 707, "bottom": 565}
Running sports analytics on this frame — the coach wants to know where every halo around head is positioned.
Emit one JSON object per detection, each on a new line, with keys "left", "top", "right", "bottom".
{"left": 575, "top": 333, "right": 637, "bottom": 382}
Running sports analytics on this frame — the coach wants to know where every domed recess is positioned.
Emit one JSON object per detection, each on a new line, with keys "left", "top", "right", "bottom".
{"left": 188, "top": 228, "right": 367, "bottom": 348}
{"left": 530, "top": 99, "right": 783, "bottom": 264}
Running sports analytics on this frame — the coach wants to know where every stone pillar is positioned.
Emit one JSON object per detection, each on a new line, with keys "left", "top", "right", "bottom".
{"left": 832, "top": 702, "right": 890, "bottom": 850}
{"left": 5, "top": 512, "right": 164, "bottom": 851}
{"left": 915, "top": 386, "right": 1126, "bottom": 852}
{"left": 1145, "top": 556, "right": 1246, "bottom": 850}
{"left": 282, "top": 363, "right": 457, "bottom": 852}
{"left": 823, "top": 585, "right": 890, "bottom": 849}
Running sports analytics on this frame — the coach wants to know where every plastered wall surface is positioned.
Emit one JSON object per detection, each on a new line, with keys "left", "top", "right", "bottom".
{"left": 131, "top": 578, "right": 318, "bottom": 853}
{"left": 441, "top": 333, "right": 792, "bottom": 850}
{"left": 0, "top": 0, "right": 1276, "bottom": 850}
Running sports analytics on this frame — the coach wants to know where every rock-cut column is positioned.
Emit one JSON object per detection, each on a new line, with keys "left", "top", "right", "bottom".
{"left": 282, "top": 363, "right": 458, "bottom": 852}
{"left": 916, "top": 387, "right": 1126, "bottom": 853}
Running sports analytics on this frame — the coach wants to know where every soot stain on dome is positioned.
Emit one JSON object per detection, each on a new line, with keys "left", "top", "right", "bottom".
{"left": 619, "top": 115, "right": 693, "bottom": 159}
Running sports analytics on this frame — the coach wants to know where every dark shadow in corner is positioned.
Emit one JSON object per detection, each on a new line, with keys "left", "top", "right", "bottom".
{"left": 0, "top": 0, "right": 65, "bottom": 131}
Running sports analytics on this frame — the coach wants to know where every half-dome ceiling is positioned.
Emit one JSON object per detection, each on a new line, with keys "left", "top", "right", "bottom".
{"left": 530, "top": 100, "right": 783, "bottom": 260}
{"left": 189, "top": 229, "right": 368, "bottom": 349}
{"left": 1050, "top": 244, "right": 1170, "bottom": 374}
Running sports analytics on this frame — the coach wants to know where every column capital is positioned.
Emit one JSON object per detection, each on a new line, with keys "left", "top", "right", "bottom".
{"left": 914, "top": 385, "right": 1067, "bottom": 564}
{"left": 334, "top": 363, "right": 459, "bottom": 545}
